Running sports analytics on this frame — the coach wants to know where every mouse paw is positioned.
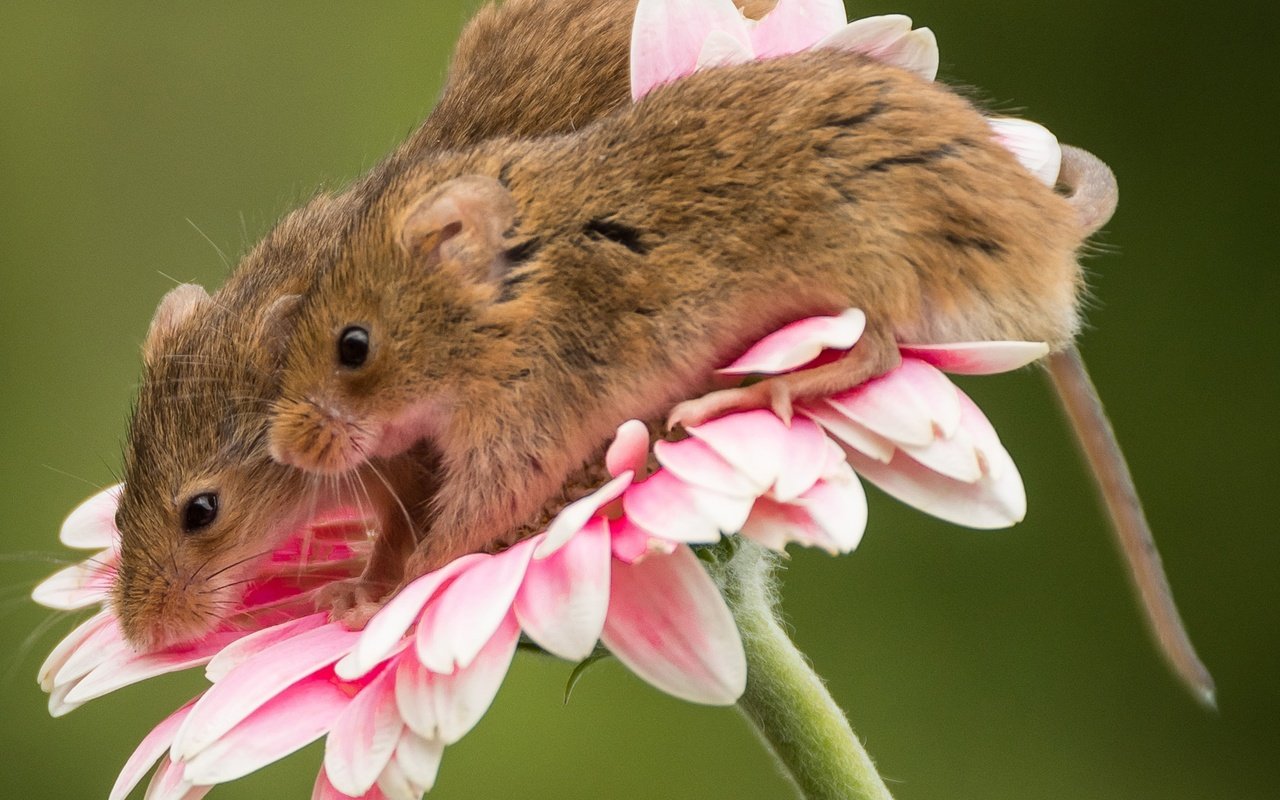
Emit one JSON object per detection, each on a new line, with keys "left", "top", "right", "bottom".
{"left": 316, "top": 578, "right": 389, "bottom": 631}
{"left": 336, "top": 598, "right": 387, "bottom": 631}
{"left": 667, "top": 380, "right": 794, "bottom": 430}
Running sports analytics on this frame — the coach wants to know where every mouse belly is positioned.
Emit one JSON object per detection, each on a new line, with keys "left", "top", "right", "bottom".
{"left": 891, "top": 262, "right": 1083, "bottom": 350}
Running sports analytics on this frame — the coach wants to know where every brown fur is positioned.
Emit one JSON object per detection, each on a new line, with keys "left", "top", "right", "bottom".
{"left": 270, "top": 50, "right": 1088, "bottom": 582}
{"left": 112, "top": 0, "right": 658, "bottom": 650}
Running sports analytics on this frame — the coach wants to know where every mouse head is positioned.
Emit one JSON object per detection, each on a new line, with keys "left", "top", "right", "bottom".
{"left": 112, "top": 197, "right": 361, "bottom": 651}
{"left": 269, "top": 174, "right": 521, "bottom": 475}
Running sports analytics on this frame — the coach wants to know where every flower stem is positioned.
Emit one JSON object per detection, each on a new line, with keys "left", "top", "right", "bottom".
{"left": 716, "top": 543, "right": 895, "bottom": 800}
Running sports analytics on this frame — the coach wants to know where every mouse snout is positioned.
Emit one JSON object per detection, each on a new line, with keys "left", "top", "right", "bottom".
{"left": 114, "top": 568, "right": 214, "bottom": 652}
{"left": 268, "top": 396, "right": 371, "bottom": 475}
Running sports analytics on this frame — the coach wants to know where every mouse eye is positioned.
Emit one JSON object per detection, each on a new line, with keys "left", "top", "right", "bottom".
{"left": 182, "top": 493, "right": 219, "bottom": 533}
{"left": 338, "top": 326, "right": 370, "bottom": 369}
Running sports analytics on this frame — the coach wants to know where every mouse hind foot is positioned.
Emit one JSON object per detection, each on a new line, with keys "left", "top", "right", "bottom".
{"left": 667, "top": 328, "right": 901, "bottom": 429}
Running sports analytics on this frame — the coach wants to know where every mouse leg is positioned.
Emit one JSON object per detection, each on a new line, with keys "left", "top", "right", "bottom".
{"left": 668, "top": 328, "right": 901, "bottom": 429}
{"left": 318, "top": 504, "right": 418, "bottom": 630}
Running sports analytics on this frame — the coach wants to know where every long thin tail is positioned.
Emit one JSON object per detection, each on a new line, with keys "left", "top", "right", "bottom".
{"left": 1059, "top": 145, "right": 1119, "bottom": 236}
{"left": 1046, "top": 347, "right": 1216, "bottom": 708}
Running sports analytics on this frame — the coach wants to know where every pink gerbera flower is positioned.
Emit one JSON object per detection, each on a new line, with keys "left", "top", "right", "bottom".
{"left": 35, "top": 2, "right": 1065, "bottom": 797}
{"left": 36, "top": 307, "right": 1045, "bottom": 798}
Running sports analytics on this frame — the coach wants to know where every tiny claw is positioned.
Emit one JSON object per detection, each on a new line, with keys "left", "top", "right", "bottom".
{"left": 767, "top": 383, "right": 794, "bottom": 427}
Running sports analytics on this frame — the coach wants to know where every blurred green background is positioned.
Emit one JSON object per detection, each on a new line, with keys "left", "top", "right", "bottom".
{"left": 1, "top": 1, "right": 1275, "bottom": 798}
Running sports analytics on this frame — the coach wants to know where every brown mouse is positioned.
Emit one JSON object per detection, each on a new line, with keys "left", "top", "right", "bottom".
{"left": 270, "top": 49, "right": 1084, "bottom": 569}
{"left": 268, "top": 47, "right": 1213, "bottom": 703}
{"left": 111, "top": 0, "right": 681, "bottom": 651}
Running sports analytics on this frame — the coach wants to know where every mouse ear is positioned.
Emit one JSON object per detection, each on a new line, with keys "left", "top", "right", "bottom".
{"left": 259, "top": 293, "right": 303, "bottom": 369}
{"left": 144, "top": 283, "right": 211, "bottom": 363}
{"left": 396, "top": 175, "right": 517, "bottom": 285}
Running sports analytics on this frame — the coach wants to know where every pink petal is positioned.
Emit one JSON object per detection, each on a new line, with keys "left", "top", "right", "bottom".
{"left": 654, "top": 437, "right": 763, "bottom": 497}
{"left": 622, "top": 470, "right": 726, "bottom": 545}
{"left": 172, "top": 623, "right": 360, "bottom": 761}
{"left": 53, "top": 615, "right": 129, "bottom": 691}
{"left": 818, "top": 16, "right": 938, "bottom": 80}
{"left": 609, "top": 516, "right": 676, "bottom": 564}
{"left": 795, "top": 472, "right": 868, "bottom": 553}
{"left": 989, "top": 118, "right": 1063, "bottom": 186}
{"left": 843, "top": 443, "right": 1026, "bottom": 529}
{"left": 144, "top": 757, "right": 209, "bottom": 800}
{"left": 821, "top": 436, "right": 851, "bottom": 478}
{"left": 536, "top": 471, "right": 633, "bottom": 558}
{"left": 797, "top": 402, "right": 895, "bottom": 463}
{"left": 180, "top": 672, "right": 352, "bottom": 785}
{"left": 206, "top": 613, "right": 329, "bottom": 683}
{"left": 393, "top": 732, "right": 443, "bottom": 794}
{"left": 824, "top": 359, "right": 963, "bottom": 448}
{"left": 817, "top": 14, "right": 913, "bottom": 56}
{"left": 898, "top": 340, "right": 1050, "bottom": 375}
{"left": 898, "top": 412, "right": 985, "bottom": 483}
{"left": 375, "top": 757, "right": 425, "bottom": 800}
{"left": 313, "top": 768, "right": 388, "bottom": 800}
{"left": 739, "top": 469, "right": 866, "bottom": 554}
{"left": 67, "top": 633, "right": 240, "bottom": 705}
{"left": 773, "top": 417, "right": 832, "bottom": 501}
{"left": 601, "top": 546, "right": 746, "bottom": 705}
{"left": 515, "top": 518, "right": 611, "bottom": 661}
{"left": 686, "top": 409, "right": 791, "bottom": 489}
{"left": 738, "top": 498, "right": 808, "bottom": 551}
{"left": 336, "top": 555, "right": 486, "bottom": 681}
{"left": 397, "top": 615, "right": 520, "bottom": 744}
{"left": 742, "top": 494, "right": 829, "bottom": 547}
{"left": 60, "top": 483, "right": 122, "bottom": 549}
{"left": 47, "top": 679, "right": 86, "bottom": 718}
{"left": 630, "top": 0, "right": 753, "bottom": 100}
{"left": 606, "top": 419, "right": 652, "bottom": 478}
{"left": 415, "top": 543, "right": 532, "bottom": 673}
{"left": 686, "top": 482, "right": 755, "bottom": 536}
{"left": 110, "top": 700, "right": 197, "bottom": 800}
{"left": 324, "top": 667, "right": 403, "bottom": 798}
{"left": 32, "top": 548, "right": 117, "bottom": 610}
{"left": 696, "top": 29, "right": 754, "bottom": 68}
{"left": 878, "top": 27, "right": 939, "bottom": 81}
{"left": 719, "top": 309, "right": 865, "bottom": 375}
{"left": 749, "top": 0, "right": 847, "bottom": 58}
{"left": 955, "top": 389, "right": 1020, "bottom": 485}
{"left": 39, "top": 610, "right": 112, "bottom": 692}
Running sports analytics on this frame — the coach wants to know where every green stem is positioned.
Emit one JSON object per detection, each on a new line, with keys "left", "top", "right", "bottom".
{"left": 716, "top": 543, "right": 895, "bottom": 800}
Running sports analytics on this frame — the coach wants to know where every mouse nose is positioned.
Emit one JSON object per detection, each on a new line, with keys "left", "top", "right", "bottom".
{"left": 116, "top": 573, "right": 201, "bottom": 651}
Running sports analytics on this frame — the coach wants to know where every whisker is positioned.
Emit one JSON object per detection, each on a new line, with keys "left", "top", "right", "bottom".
{"left": 40, "top": 464, "right": 109, "bottom": 492}
{"left": 200, "top": 547, "right": 277, "bottom": 584}
{"left": 365, "top": 461, "right": 416, "bottom": 544}
{"left": 0, "top": 609, "right": 75, "bottom": 689}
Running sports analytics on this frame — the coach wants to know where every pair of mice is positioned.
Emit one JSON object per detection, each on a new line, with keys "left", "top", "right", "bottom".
{"left": 110, "top": 0, "right": 1211, "bottom": 704}
{"left": 265, "top": 47, "right": 1089, "bottom": 581}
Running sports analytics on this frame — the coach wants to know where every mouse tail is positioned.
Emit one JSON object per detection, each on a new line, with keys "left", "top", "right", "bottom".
{"left": 1058, "top": 145, "right": 1118, "bottom": 237}
{"left": 1045, "top": 346, "right": 1216, "bottom": 709}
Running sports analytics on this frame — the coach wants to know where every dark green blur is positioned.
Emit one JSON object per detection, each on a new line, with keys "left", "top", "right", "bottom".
{"left": 1, "top": 1, "right": 1275, "bottom": 798}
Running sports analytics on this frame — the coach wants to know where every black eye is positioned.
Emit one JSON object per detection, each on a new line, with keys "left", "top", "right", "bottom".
{"left": 338, "top": 326, "right": 370, "bottom": 368}
{"left": 182, "top": 493, "right": 219, "bottom": 533}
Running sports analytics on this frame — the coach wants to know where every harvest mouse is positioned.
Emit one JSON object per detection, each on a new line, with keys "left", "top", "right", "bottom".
{"left": 111, "top": 0, "right": 681, "bottom": 651}
{"left": 269, "top": 47, "right": 1212, "bottom": 703}
{"left": 271, "top": 48, "right": 1085, "bottom": 571}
